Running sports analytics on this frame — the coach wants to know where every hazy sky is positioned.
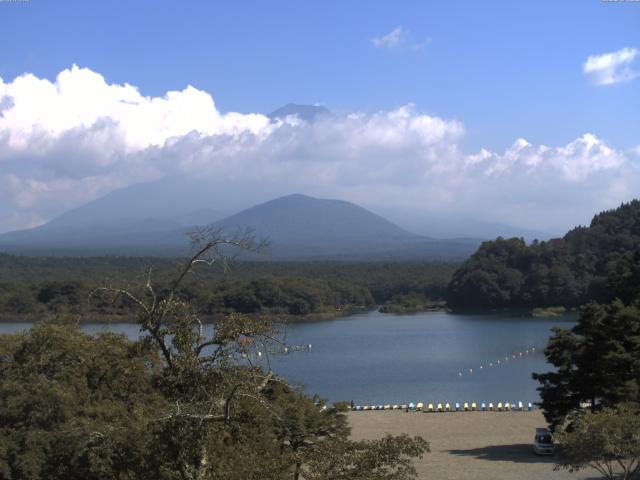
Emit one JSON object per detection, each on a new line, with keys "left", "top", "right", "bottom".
{"left": 0, "top": 0, "right": 639, "bottom": 234}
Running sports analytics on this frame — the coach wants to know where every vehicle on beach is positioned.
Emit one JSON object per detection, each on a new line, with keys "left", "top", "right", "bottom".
{"left": 533, "top": 428, "right": 555, "bottom": 455}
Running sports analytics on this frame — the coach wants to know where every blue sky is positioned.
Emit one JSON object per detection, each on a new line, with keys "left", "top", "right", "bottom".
{"left": 0, "top": 0, "right": 639, "bottom": 235}
{"left": 2, "top": 0, "right": 638, "bottom": 150}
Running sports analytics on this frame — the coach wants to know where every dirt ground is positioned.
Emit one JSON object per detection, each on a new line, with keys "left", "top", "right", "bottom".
{"left": 348, "top": 410, "right": 601, "bottom": 480}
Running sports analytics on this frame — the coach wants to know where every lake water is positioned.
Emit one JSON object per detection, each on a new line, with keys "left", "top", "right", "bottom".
{"left": 0, "top": 310, "right": 575, "bottom": 406}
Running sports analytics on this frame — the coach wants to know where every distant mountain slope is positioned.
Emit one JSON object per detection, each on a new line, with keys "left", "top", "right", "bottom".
{"left": 0, "top": 177, "right": 225, "bottom": 255}
{"left": 0, "top": 190, "right": 479, "bottom": 260}
{"left": 210, "top": 194, "right": 478, "bottom": 260}
{"left": 447, "top": 200, "right": 640, "bottom": 309}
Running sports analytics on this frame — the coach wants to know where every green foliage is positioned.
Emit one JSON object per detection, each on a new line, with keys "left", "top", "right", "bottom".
{"left": 303, "top": 434, "right": 430, "bottom": 480}
{"left": 379, "top": 292, "right": 445, "bottom": 314}
{"left": 533, "top": 301, "right": 640, "bottom": 430}
{"left": 0, "top": 255, "right": 456, "bottom": 320}
{"left": 0, "top": 234, "right": 430, "bottom": 479}
{"left": 0, "top": 319, "right": 167, "bottom": 480}
{"left": 555, "top": 405, "right": 640, "bottom": 480}
{"left": 448, "top": 200, "right": 640, "bottom": 309}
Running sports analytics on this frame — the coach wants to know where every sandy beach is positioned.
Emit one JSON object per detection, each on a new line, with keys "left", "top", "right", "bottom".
{"left": 348, "top": 410, "right": 599, "bottom": 480}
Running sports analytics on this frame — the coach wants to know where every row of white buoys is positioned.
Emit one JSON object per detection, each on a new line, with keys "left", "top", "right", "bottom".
{"left": 457, "top": 346, "right": 537, "bottom": 378}
{"left": 351, "top": 401, "right": 534, "bottom": 412}
{"left": 280, "top": 344, "right": 313, "bottom": 355}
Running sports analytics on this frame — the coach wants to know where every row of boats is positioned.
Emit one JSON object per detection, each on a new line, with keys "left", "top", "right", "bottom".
{"left": 351, "top": 401, "right": 534, "bottom": 412}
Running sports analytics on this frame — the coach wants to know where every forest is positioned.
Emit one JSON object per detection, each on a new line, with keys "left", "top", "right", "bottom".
{"left": 0, "top": 255, "right": 457, "bottom": 320}
{"left": 447, "top": 200, "right": 640, "bottom": 310}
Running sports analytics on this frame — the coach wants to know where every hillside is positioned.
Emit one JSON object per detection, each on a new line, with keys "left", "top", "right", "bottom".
{"left": 0, "top": 191, "right": 479, "bottom": 260}
{"left": 447, "top": 200, "right": 640, "bottom": 309}
{"left": 206, "top": 194, "right": 479, "bottom": 260}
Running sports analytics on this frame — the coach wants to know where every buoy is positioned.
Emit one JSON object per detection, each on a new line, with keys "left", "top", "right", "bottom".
{"left": 428, "top": 403, "right": 434, "bottom": 412}
{"left": 464, "top": 402, "right": 469, "bottom": 411}
{"left": 472, "top": 402, "right": 477, "bottom": 411}
{"left": 437, "top": 403, "right": 443, "bottom": 412}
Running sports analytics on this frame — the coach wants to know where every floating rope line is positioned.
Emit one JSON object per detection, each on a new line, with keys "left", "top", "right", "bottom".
{"left": 456, "top": 346, "right": 538, "bottom": 378}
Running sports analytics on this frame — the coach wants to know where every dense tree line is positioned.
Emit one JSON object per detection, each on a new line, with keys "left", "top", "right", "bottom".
{"left": 0, "top": 256, "right": 456, "bottom": 320}
{"left": 447, "top": 200, "right": 640, "bottom": 309}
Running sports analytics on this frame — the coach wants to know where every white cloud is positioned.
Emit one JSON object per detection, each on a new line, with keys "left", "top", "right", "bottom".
{"left": 371, "top": 27, "right": 405, "bottom": 49}
{"left": 0, "top": 66, "right": 637, "bottom": 234}
{"left": 583, "top": 47, "right": 639, "bottom": 85}
{"left": 0, "top": 65, "right": 275, "bottom": 152}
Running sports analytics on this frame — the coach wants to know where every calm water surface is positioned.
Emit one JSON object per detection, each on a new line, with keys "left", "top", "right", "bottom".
{"left": 1, "top": 310, "right": 575, "bottom": 406}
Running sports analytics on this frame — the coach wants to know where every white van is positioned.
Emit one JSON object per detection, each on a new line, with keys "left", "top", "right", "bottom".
{"left": 533, "top": 428, "right": 555, "bottom": 455}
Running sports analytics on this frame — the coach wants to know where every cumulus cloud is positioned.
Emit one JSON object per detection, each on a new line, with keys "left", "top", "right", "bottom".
{"left": 0, "top": 66, "right": 637, "bottom": 234}
{"left": 583, "top": 47, "right": 639, "bottom": 85}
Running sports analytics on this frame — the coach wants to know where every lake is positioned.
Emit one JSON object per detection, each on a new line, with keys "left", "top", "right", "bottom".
{"left": 0, "top": 310, "right": 575, "bottom": 406}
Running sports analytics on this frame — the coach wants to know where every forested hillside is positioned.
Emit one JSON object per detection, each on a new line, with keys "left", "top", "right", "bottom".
{"left": 447, "top": 200, "right": 640, "bottom": 309}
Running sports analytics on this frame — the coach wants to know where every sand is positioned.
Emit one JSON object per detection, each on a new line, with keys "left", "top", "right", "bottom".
{"left": 348, "top": 410, "right": 600, "bottom": 480}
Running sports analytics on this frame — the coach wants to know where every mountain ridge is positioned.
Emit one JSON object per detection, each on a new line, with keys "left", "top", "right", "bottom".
{"left": 0, "top": 192, "right": 479, "bottom": 260}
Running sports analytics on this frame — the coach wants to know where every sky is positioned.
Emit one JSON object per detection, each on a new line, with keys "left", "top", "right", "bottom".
{"left": 0, "top": 0, "right": 639, "bottom": 235}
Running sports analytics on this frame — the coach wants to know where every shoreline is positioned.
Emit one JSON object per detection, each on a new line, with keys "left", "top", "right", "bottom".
{"left": 0, "top": 305, "right": 577, "bottom": 324}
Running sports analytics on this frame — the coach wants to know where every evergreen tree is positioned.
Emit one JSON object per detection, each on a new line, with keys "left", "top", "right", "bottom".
{"left": 533, "top": 301, "right": 640, "bottom": 429}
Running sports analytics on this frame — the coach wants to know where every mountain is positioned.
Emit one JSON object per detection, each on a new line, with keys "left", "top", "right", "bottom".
{"left": 211, "top": 193, "right": 477, "bottom": 259}
{"left": 0, "top": 177, "right": 226, "bottom": 256}
{"left": 0, "top": 191, "right": 480, "bottom": 260}
{"left": 268, "top": 103, "right": 330, "bottom": 122}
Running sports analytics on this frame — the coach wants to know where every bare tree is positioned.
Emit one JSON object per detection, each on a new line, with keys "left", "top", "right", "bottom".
{"left": 91, "top": 228, "right": 285, "bottom": 479}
